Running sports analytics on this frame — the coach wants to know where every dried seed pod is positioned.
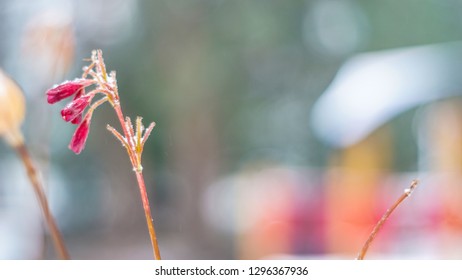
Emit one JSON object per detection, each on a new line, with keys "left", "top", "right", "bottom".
{"left": 0, "top": 69, "right": 25, "bottom": 146}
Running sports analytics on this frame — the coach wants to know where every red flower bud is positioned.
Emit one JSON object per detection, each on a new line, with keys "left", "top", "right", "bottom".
{"left": 61, "top": 95, "right": 91, "bottom": 123}
{"left": 68, "top": 115, "right": 91, "bottom": 154}
{"left": 73, "top": 88, "right": 84, "bottom": 100}
{"left": 68, "top": 88, "right": 86, "bottom": 124}
{"left": 70, "top": 114, "right": 83, "bottom": 125}
{"left": 46, "top": 79, "right": 93, "bottom": 104}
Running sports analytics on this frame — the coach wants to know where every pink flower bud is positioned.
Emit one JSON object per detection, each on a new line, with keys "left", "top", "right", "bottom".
{"left": 61, "top": 95, "right": 91, "bottom": 123}
{"left": 68, "top": 116, "right": 91, "bottom": 154}
{"left": 70, "top": 114, "right": 83, "bottom": 125}
{"left": 73, "top": 88, "right": 84, "bottom": 100}
{"left": 46, "top": 79, "right": 93, "bottom": 104}
{"left": 68, "top": 88, "right": 85, "bottom": 124}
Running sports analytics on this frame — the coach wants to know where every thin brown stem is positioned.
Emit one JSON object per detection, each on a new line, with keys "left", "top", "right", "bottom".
{"left": 14, "top": 142, "right": 70, "bottom": 260}
{"left": 356, "top": 180, "right": 419, "bottom": 260}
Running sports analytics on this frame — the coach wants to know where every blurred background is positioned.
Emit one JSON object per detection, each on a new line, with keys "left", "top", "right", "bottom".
{"left": 2, "top": 0, "right": 462, "bottom": 259}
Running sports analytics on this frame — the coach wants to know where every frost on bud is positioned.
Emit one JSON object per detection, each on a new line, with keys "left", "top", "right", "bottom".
{"left": 46, "top": 78, "right": 93, "bottom": 104}
{"left": 61, "top": 95, "right": 91, "bottom": 123}
{"left": 68, "top": 115, "right": 91, "bottom": 154}
{"left": 0, "top": 69, "right": 25, "bottom": 146}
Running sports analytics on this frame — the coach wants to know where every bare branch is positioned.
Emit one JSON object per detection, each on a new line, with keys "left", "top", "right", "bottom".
{"left": 356, "top": 180, "right": 419, "bottom": 260}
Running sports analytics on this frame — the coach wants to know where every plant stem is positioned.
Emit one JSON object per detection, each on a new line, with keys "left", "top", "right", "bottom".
{"left": 356, "top": 180, "right": 419, "bottom": 260}
{"left": 135, "top": 171, "right": 162, "bottom": 260}
{"left": 14, "top": 142, "right": 70, "bottom": 260}
{"left": 113, "top": 104, "right": 161, "bottom": 260}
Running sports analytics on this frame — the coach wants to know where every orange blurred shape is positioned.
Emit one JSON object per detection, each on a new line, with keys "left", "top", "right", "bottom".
{"left": 239, "top": 192, "right": 293, "bottom": 259}
{"left": 326, "top": 126, "right": 392, "bottom": 256}
{"left": 236, "top": 166, "right": 300, "bottom": 259}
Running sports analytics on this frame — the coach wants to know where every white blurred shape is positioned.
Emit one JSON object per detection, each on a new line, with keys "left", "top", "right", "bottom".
{"left": 304, "top": 0, "right": 367, "bottom": 56}
{"left": 311, "top": 42, "right": 462, "bottom": 147}
{"left": 0, "top": 156, "right": 42, "bottom": 259}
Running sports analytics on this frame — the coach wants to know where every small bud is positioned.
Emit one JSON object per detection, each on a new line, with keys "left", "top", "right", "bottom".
{"left": 61, "top": 95, "right": 91, "bottom": 123}
{"left": 73, "top": 88, "right": 84, "bottom": 100}
{"left": 46, "top": 78, "right": 93, "bottom": 104}
{"left": 68, "top": 115, "right": 91, "bottom": 154}
{"left": 0, "top": 69, "right": 25, "bottom": 146}
{"left": 70, "top": 114, "right": 83, "bottom": 125}
{"left": 68, "top": 88, "right": 85, "bottom": 124}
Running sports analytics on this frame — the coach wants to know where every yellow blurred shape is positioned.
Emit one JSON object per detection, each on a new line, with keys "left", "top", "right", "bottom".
{"left": 0, "top": 70, "right": 25, "bottom": 146}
